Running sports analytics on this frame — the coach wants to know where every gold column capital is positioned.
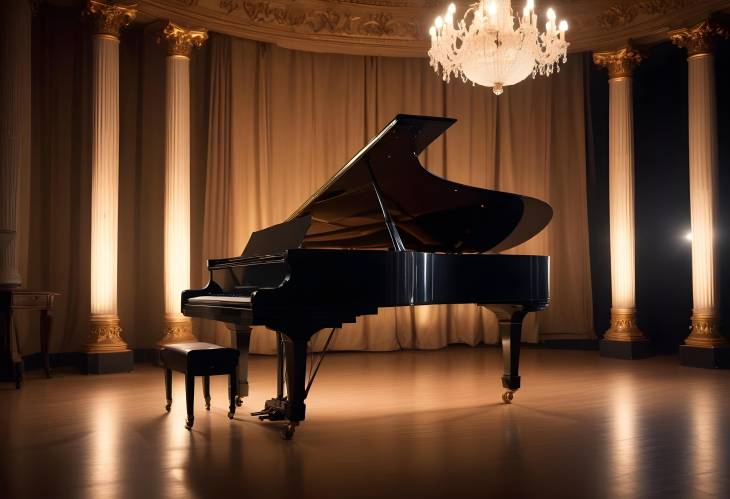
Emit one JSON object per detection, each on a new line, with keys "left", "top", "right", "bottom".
{"left": 84, "top": 0, "right": 137, "bottom": 40}
{"left": 669, "top": 20, "right": 729, "bottom": 57}
{"left": 685, "top": 311, "right": 728, "bottom": 348}
{"left": 158, "top": 22, "right": 208, "bottom": 58}
{"left": 604, "top": 308, "right": 648, "bottom": 342}
{"left": 593, "top": 46, "right": 643, "bottom": 79}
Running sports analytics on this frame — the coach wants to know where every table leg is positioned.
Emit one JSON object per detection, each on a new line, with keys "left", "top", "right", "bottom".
{"left": 40, "top": 309, "right": 52, "bottom": 378}
{"left": 10, "top": 309, "right": 22, "bottom": 389}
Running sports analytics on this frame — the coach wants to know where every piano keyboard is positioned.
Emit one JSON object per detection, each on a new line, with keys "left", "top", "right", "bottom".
{"left": 188, "top": 295, "right": 252, "bottom": 304}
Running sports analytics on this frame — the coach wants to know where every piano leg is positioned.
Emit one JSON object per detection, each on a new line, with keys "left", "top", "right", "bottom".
{"left": 228, "top": 325, "right": 251, "bottom": 407}
{"left": 484, "top": 305, "right": 527, "bottom": 404}
{"left": 281, "top": 336, "right": 308, "bottom": 439}
{"left": 276, "top": 332, "right": 284, "bottom": 400}
{"left": 254, "top": 331, "right": 310, "bottom": 438}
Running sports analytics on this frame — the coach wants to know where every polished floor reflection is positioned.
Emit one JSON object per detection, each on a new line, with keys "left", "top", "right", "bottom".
{"left": 1, "top": 347, "right": 729, "bottom": 499}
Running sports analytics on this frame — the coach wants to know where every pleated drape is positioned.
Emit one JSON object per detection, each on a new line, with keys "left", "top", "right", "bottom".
{"left": 199, "top": 34, "right": 594, "bottom": 353}
{"left": 21, "top": 10, "right": 591, "bottom": 354}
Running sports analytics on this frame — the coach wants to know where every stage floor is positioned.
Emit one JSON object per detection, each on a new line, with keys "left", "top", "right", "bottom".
{"left": 1, "top": 346, "right": 729, "bottom": 499}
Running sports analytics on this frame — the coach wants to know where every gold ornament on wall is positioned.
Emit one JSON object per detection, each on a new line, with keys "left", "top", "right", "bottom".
{"left": 159, "top": 22, "right": 208, "bottom": 57}
{"left": 592, "top": 46, "right": 643, "bottom": 79}
{"left": 84, "top": 0, "right": 137, "bottom": 39}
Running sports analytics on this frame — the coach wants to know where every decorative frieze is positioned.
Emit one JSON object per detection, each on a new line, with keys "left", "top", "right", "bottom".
{"left": 596, "top": 0, "right": 691, "bottom": 30}
{"left": 219, "top": 0, "right": 421, "bottom": 38}
{"left": 84, "top": 0, "right": 137, "bottom": 39}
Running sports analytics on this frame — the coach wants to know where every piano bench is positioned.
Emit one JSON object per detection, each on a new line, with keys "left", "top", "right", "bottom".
{"left": 160, "top": 342, "right": 239, "bottom": 430}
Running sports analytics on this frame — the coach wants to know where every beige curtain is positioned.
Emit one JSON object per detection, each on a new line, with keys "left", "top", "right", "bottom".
{"left": 21, "top": 10, "right": 590, "bottom": 354}
{"left": 200, "top": 34, "right": 594, "bottom": 353}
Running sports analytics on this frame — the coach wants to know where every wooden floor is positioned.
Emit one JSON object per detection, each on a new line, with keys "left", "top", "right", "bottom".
{"left": 1, "top": 347, "right": 729, "bottom": 499}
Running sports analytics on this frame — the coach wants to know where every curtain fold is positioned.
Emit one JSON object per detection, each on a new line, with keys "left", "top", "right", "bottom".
{"left": 198, "top": 34, "right": 594, "bottom": 353}
{"left": 22, "top": 12, "right": 592, "bottom": 354}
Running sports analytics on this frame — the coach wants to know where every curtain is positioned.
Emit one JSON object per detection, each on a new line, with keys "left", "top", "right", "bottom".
{"left": 21, "top": 9, "right": 591, "bottom": 354}
{"left": 200, "top": 34, "right": 594, "bottom": 353}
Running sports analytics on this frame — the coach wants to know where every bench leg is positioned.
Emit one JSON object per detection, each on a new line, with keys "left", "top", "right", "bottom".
{"left": 164, "top": 369, "right": 172, "bottom": 412}
{"left": 228, "top": 372, "right": 237, "bottom": 419}
{"left": 203, "top": 376, "right": 211, "bottom": 410}
{"left": 185, "top": 373, "right": 195, "bottom": 430}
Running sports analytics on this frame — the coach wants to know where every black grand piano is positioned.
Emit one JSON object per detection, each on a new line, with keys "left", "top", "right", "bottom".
{"left": 183, "top": 114, "right": 552, "bottom": 439}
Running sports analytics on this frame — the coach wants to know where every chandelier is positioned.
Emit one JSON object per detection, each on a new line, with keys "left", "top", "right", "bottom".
{"left": 428, "top": 0, "right": 569, "bottom": 95}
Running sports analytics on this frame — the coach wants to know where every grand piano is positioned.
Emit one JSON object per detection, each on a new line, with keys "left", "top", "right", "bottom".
{"left": 183, "top": 114, "right": 552, "bottom": 439}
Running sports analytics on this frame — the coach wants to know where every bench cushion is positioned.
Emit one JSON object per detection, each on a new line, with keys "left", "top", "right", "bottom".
{"left": 161, "top": 342, "right": 239, "bottom": 376}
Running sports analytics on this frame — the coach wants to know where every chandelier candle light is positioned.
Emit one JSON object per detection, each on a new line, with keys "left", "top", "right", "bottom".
{"left": 428, "top": 0, "right": 569, "bottom": 94}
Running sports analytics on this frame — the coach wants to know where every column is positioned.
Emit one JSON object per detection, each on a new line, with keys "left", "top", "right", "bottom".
{"left": 84, "top": 0, "right": 135, "bottom": 372}
{"left": 670, "top": 21, "right": 730, "bottom": 368}
{"left": 0, "top": 0, "right": 31, "bottom": 289}
{"left": 593, "top": 47, "right": 650, "bottom": 359}
{"left": 158, "top": 22, "right": 207, "bottom": 345}
{"left": 0, "top": 0, "right": 31, "bottom": 383}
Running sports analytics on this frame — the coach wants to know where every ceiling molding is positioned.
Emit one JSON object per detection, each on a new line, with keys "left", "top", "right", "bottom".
{"left": 135, "top": 0, "right": 730, "bottom": 57}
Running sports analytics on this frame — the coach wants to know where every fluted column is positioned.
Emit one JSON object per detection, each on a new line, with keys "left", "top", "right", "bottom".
{"left": 670, "top": 21, "right": 730, "bottom": 368}
{"left": 159, "top": 22, "right": 207, "bottom": 345}
{"left": 593, "top": 47, "right": 650, "bottom": 359}
{"left": 84, "top": 1, "right": 135, "bottom": 355}
{"left": 0, "top": 0, "right": 31, "bottom": 288}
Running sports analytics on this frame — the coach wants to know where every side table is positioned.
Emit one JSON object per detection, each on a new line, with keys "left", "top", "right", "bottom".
{"left": 0, "top": 290, "right": 59, "bottom": 389}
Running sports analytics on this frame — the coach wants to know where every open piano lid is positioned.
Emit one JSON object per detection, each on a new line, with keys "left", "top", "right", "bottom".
{"left": 286, "top": 114, "right": 553, "bottom": 254}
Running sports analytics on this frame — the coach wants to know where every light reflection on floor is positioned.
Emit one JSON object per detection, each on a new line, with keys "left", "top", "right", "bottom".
{"left": 1, "top": 347, "right": 729, "bottom": 499}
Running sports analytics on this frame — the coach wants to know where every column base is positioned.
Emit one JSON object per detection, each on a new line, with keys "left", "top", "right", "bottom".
{"left": 679, "top": 344, "right": 730, "bottom": 369}
{"left": 157, "top": 317, "right": 196, "bottom": 347}
{"left": 83, "top": 350, "right": 134, "bottom": 374}
{"left": 600, "top": 339, "right": 652, "bottom": 360}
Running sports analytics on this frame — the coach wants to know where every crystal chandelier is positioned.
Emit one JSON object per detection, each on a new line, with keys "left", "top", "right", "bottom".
{"left": 428, "top": 0, "right": 569, "bottom": 95}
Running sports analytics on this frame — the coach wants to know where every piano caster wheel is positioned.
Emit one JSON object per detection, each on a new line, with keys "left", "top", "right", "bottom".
{"left": 165, "top": 401, "right": 172, "bottom": 413}
{"left": 502, "top": 390, "right": 515, "bottom": 404}
{"left": 185, "top": 417, "right": 194, "bottom": 430}
{"left": 205, "top": 397, "right": 211, "bottom": 411}
{"left": 235, "top": 396, "right": 243, "bottom": 407}
{"left": 227, "top": 411, "right": 235, "bottom": 420}
{"left": 281, "top": 422, "right": 298, "bottom": 440}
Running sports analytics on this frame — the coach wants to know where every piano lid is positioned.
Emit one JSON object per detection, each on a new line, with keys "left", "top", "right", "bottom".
{"left": 287, "top": 114, "right": 553, "bottom": 253}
